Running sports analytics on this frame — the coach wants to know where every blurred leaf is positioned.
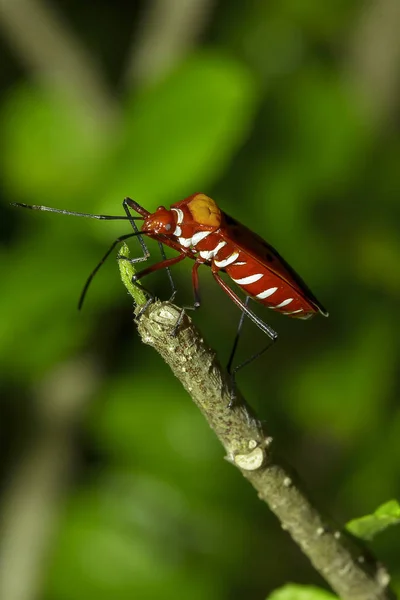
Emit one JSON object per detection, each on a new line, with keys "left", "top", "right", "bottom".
{"left": 338, "top": 411, "right": 400, "bottom": 510}
{"left": 285, "top": 311, "right": 397, "bottom": 440}
{"left": 280, "top": 0, "right": 355, "bottom": 37}
{"left": 0, "top": 231, "right": 92, "bottom": 378}
{"left": 282, "top": 68, "right": 371, "bottom": 189}
{"left": 98, "top": 51, "right": 258, "bottom": 213}
{"left": 353, "top": 226, "right": 400, "bottom": 297}
{"left": 0, "top": 85, "right": 110, "bottom": 202}
{"left": 88, "top": 374, "right": 220, "bottom": 472}
{"left": 223, "top": 6, "right": 307, "bottom": 79}
{"left": 45, "top": 479, "right": 221, "bottom": 600}
{"left": 267, "top": 583, "right": 337, "bottom": 600}
{"left": 346, "top": 500, "right": 400, "bottom": 542}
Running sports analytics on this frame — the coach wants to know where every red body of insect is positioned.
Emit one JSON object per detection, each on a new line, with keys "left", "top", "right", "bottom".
{"left": 134, "top": 193, "right": 328, "bottom": 321}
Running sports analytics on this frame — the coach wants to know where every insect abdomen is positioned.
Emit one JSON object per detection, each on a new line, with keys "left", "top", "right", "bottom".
{"left": 226, "top": 255, "right": 317, "bottom": 317}
{"left": 193, "top": 233, "right": 316, "bottom": 317}
{"left": 207, "top": 242, "right": 316, "bottom": 317}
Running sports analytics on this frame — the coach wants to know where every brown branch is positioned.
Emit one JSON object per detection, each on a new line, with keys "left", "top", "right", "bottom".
{"left": 134, "top": 300, "right": 395, "bottom": 600}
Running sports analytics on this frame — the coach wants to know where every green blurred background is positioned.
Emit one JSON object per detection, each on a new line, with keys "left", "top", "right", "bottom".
{"left": 0, "top": 1, "right": 399, "bottom": 599}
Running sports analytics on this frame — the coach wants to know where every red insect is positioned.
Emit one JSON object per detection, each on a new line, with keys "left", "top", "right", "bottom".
{"left": 13, "top": 193, "right": 328, "bottom": 343}
{"left": 126, "top": 193, "right": 328, "bottom": 338}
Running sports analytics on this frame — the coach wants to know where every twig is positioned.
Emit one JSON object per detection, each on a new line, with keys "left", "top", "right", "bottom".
{"left": 133, "top": 301, "right": 394, "bottom": 600}
{"left": 118, "top": 243, "right": 395, "bottom": 600}
{"left": 119, "top": 244, "right": 395, "bottom": 600}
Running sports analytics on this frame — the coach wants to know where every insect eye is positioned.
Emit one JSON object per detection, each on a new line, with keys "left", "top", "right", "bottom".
{"left": 165, "top": 223, "right": 172, "bottom": 231}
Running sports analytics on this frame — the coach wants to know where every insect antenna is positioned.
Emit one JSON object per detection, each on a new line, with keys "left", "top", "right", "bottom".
{"left": 12, "top": 201, "right": 156, "bottom": 308}
{"left": 78, "top": 230, "right": 151, "bottom": 310}
{"left": 11, "top": 202, "right": 143, "bottom": 222}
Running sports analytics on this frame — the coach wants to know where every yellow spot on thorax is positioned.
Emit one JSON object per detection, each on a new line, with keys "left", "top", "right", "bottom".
{"left": 187, "top": 194, "right": 221, "bottom": 228}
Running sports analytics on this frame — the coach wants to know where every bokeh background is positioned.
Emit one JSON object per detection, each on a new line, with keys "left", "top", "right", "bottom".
{"left": 1, "top": 1, "right": 399, "bottom": 599}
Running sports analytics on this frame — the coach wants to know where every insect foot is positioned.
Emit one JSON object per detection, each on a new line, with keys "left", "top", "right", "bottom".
{"left": 170, "top": 308, "right": 186, "bottom": 337}
{"left": 135, "top": 297, "right": 155, "bottom": 320}
{"left": 227, "top": 375, "right": 240, "bottom": 409}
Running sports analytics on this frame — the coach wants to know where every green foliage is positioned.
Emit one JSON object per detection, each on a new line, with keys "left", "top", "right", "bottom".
{"left": 285, "top": 312, "right": 397, "bottom": 440}
{"left": 45, "top": 476, "right": 222, "bottom": 600}
{"left": 1, "top": 85, "right": 109, "bottom": 202}
{"left": 110, "top": 52, "right": 257, "bottom": 209}
{"left": 347, "top": 500, "right": 400, "bottom": 542}
{"left": 1, "top": 2, "right": 400, "bottom": 600}
{"left": 267, "top": 584, "right": 338, "bottom": 600}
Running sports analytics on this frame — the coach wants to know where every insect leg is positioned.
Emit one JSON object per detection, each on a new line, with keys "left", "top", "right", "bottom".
{"left": 216, "top": 288, "right": 277, "bottom": 404}
{"left": 130, "top": 252, "right": 187, "bottom": 283}
{"left": 171, "top": 261, "right": 202, "bottom": 336}
{"left": 123, "top": 198, "right": 176, "bottom": 297}
{"left": 227, "top": 295, "right": 250, "bottom": 374}
{"left": 228, "top": 335, "right": 276, "bottom": 405}
{"left": 211, "top": 268, "right": 278, "bottom": 405}
{"left": 230, "top": 339, "right": 276, "bottom": 380}
{"left": 79, "top": 231, "right": 147, "bottom": 310}
{"left": 157, "top": 241, "right": 177, "bottom": 300}
{"left": 126, "top": 252, "right": 187, "bottom": 319}
{"left": 122, "top": 198, "right": 150, "bottom": 260}
{"left": 124, "top": 197, "right": 150, "bottom": 219}
{"left": 211, "top": 269, "right": 278, "bottom": 340}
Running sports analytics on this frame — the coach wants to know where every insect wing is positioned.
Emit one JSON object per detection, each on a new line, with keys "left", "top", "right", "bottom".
{"left": 219, "top": 212, "right": 328, "bottom": 316}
